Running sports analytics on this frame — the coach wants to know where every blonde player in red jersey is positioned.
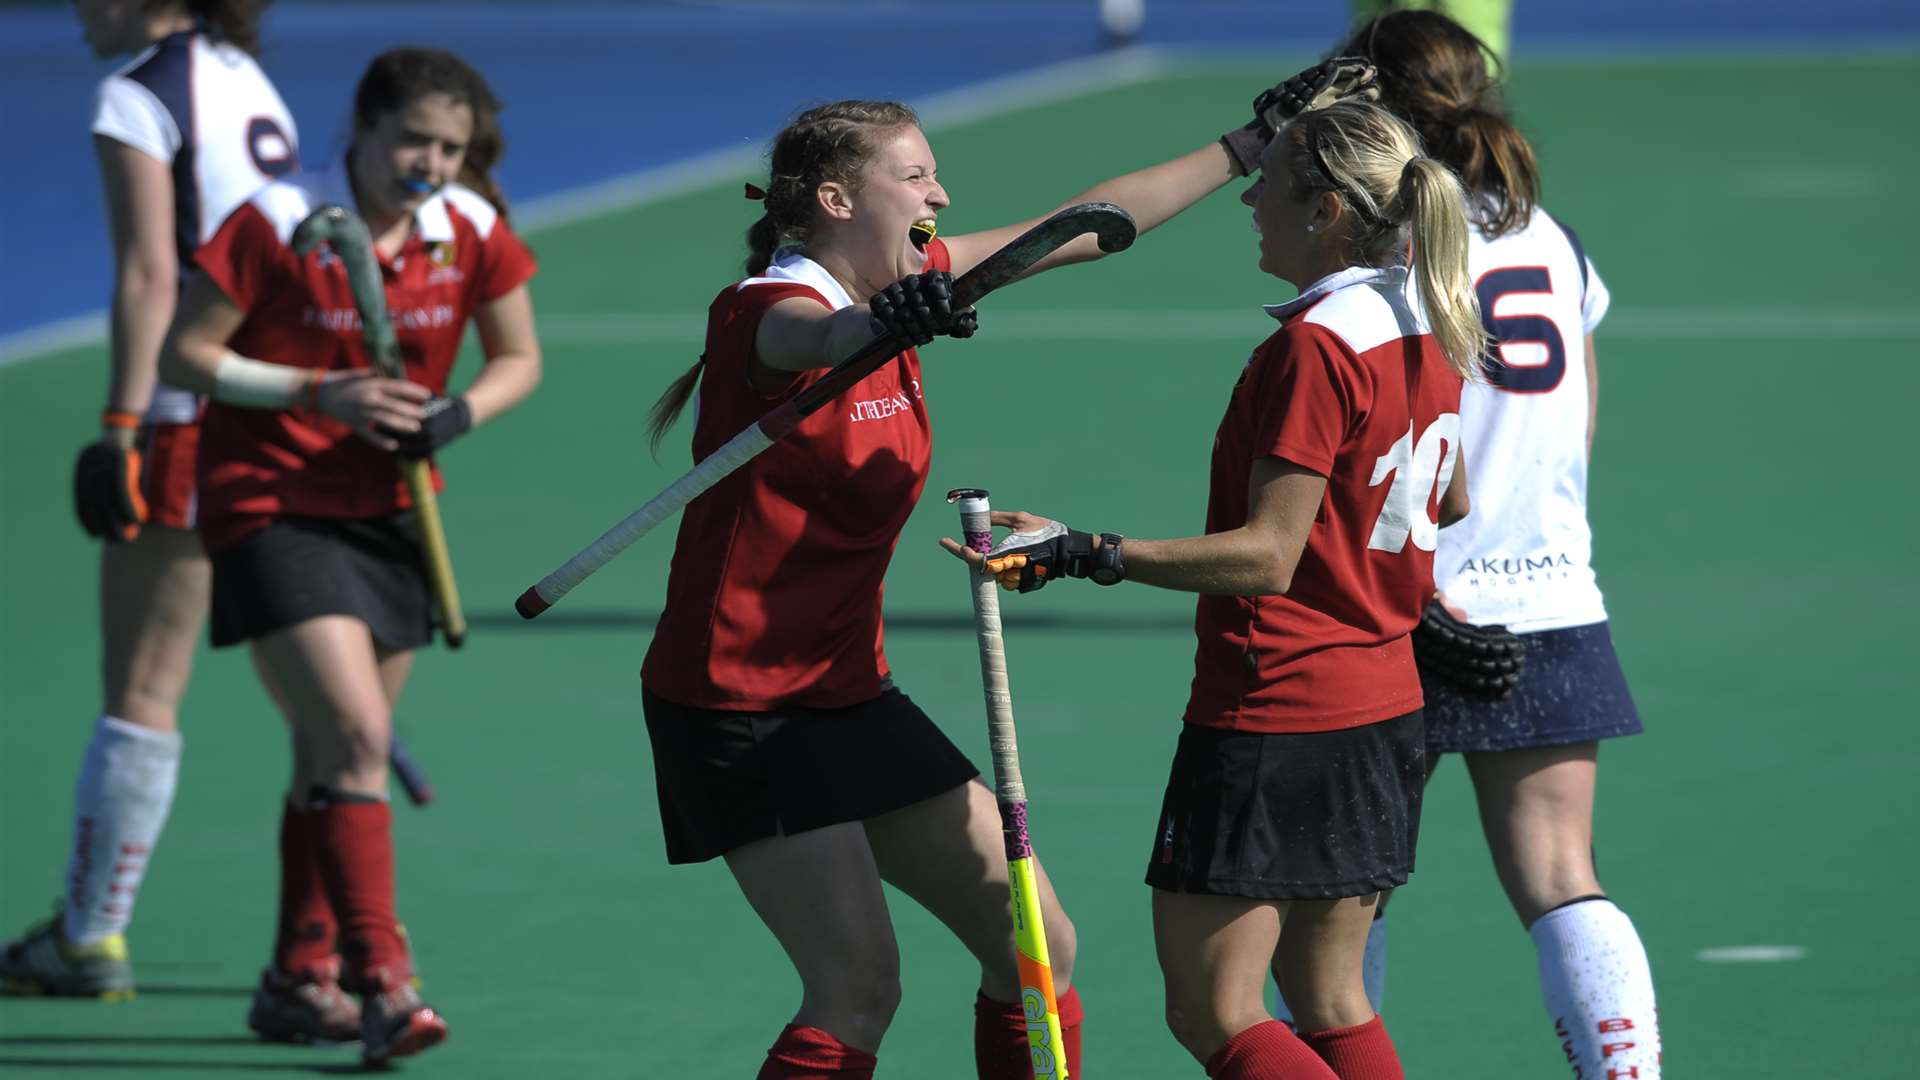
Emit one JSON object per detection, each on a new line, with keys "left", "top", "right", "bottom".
{"left": 157, "top": 47, "right": 540, "bottom": 1066}
{"left": 949, "top": 100, "right": 1485, "bottom": 1079}
{"left": 2, "top": 0, "right": 296, "bottom": 1003}
{"left": 634, "top": 73, "right": 1371, "bottom": 1078}
{"left": 1326, "top": 12, "right": 1663, "bottom": 1077}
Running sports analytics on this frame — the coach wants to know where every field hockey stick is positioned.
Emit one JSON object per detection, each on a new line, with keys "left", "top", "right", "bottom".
{"left": 291, "top": 206, "right": 468, "bottom": 649}
{"left": 388, "top": 736, "right": 435, "bottom": 807}
{"left": 949, "top": 487, "right": 1068, "bottom": 1080}
{"left": 514, "top": 202, "right": 1137, "bottom": 618}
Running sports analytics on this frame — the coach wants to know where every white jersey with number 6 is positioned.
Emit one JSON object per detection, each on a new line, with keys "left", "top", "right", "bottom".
{"left": 91, "top": 27, "right": 298, "bottom": 424}
{"left": 1435, "top": 206, "right": 1611, "bottom": 633}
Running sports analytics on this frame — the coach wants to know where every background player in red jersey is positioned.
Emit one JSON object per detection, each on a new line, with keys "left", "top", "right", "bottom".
{"left": 1325, "top": 13, "right": 1662, "bottom": 1077}
{"left": 635, "top": 82, "right": 1347, "bottom": 1078}
{"left": 948, "top": 100, "right": 1485, "bottom": 1079}
{"left": 1, "top": 0, "right": 297, "bottom": 1003}
{"left": 156, "top": 48, "right": 540, "bottom": 1065}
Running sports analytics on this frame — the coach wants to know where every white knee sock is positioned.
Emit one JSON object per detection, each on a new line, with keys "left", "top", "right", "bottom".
{"left": 1531, "top": 898, "right": 1660, "bottom": 1079}
{"left": 1272, "top": 914, "right": 1389, "bottom": 1023}
{"left": 61, "top": 715, "right": 183, "bottom": 945}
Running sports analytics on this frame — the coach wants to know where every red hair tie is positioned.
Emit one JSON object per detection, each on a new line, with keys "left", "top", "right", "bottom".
{"left": 743, "top": 182, "right": 768, "bottom": 201}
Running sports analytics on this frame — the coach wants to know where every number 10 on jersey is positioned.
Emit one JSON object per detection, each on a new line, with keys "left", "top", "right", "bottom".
{"left": 1367, "top": 413, "right": 1461, "bottom": 554}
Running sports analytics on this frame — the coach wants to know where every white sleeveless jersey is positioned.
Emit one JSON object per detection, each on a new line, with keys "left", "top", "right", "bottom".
{"left": 91, "top": 28, "right": 298, "bottom": 423}
{"left": 1434, "top": 205, "right": 1611, "bottom": 633}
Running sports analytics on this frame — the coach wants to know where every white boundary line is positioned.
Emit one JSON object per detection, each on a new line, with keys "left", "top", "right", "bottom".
{"left": 0, "top": 47, "right": 1169, "bottom": 371}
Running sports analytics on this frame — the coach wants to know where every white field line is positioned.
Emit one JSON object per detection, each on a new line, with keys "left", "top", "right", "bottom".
{"left": 0, "top": 47, "right": 1168, "bottom": 371}
{"left": 531, "top": 306, "right": 1920, "bottom": 346}
{"left": 1695, "top": 945, "right": 1807, "bottom": 963}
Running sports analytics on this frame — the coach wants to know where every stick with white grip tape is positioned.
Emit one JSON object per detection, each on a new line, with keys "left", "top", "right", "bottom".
{"left": 949, "top": 487, "right": 1068, "bottom": 1080}
{"left": 513, "top": 202, "right": 1138, "bottom": 619}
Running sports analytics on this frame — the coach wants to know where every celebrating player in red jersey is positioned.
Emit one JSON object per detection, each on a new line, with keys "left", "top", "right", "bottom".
{"left": 949, "top": 100, "right": 1485, "bottom": 1080}
{"left": 2, "top": 0, "right": 296, "bottom": 1003}
{"left": 1329, "top": 13, "right": 1663, "bottom": 1077}
{"left": 635, "top": 88, "right": 1322, "bottom": 1077}
{"left": 157, "top": 48, "right": 540, "bottom": 1065}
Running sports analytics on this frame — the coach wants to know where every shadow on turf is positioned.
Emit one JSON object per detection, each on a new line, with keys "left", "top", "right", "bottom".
{"left": 473, "top": 609, "right": 1197, "bottom": 632}
{"left": 0, "top": 1057, "right": 363, "bottom": 1074}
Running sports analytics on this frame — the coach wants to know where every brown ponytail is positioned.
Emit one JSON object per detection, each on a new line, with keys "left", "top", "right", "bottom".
{"left": 1336, "top": 9, "right": 1540, "bottom": 237}
{"left": 645, "top": 359, "right": 706, "bottom": 455}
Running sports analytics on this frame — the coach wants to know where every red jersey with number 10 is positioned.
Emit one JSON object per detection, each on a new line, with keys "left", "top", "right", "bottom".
{"left": 1184, "top": 267, "right": 1464, "bottom": 734}
{"left": 190, "top": 164, "right": 536, "bottom": 552}
{"left": 641, "top": 242, "right": 948, "bottom": 711}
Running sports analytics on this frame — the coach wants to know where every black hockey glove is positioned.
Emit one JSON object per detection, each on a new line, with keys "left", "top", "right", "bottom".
{"left": 391, "top": 395, "right": 472, "bottom": 459}
{"left": 1411, "top": 597, "right": 1526, "bottom": 700}
{"left": 982, "top": 522, "right": 1125, "bottom": 593}
{"left": 1221, "top": 56, "right": 1382, "bottom": 176}
{"left": 73, "top": 439, "right": 147, "bottom": 543}
{"left": 867, "top": 270, "right": 977, "bottom": 347}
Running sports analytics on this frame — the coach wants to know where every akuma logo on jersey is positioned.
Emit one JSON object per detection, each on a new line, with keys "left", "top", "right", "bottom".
{"left": 1455, "top": 552, "right": 1582, "bottom": 588}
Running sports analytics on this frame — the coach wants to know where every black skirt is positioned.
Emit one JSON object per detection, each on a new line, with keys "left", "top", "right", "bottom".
{"left": 642, "top": 682, "right": 981, "bottom": 865}
{"left": 209, "top": 514, "right": 433, "bottom": 651}
{"left": 1423, "top": 622, "right": 1643, "bottom": 753}
{"left": 1145, "top": 711, "right": 1425, "bottom": 900}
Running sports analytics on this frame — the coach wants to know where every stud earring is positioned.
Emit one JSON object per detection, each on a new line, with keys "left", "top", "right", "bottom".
{"left": 1306, "top": 224, "right": 1315, "bottom": 233}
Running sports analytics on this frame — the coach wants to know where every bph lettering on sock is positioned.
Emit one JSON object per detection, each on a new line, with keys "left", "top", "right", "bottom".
{"left": 1533, "top": 900, "right": 1660, "bottom": 1079}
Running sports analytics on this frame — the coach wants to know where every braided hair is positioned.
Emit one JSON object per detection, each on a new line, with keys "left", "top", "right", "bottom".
{"left": 742, "top": 100, "right": 922, "bottom": 274}
{"left": 645, "top": 101, "right": 921, "bottom": 450}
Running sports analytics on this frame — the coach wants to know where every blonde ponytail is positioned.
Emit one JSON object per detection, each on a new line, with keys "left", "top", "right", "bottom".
{"left": 1396, "top": 156, "right": 1487, "bottom": 379}
{"left": 1278, "top": 101, "right": 1488, "bottom": 380}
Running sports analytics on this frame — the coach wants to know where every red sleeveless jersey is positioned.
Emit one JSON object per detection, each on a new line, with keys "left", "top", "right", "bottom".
{"left": 641, "top": 241, "right": 948, "bottom": 710}
{"left": 1184, "top": 267, "right": 1465, "bottom": 734}
{"left": 190, "top": 164, "right": 536, "bottom": 551}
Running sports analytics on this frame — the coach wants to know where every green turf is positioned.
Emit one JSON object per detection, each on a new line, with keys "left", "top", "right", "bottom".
{"left": 4, "top": 52, "right": 1919, "bottom": 1076}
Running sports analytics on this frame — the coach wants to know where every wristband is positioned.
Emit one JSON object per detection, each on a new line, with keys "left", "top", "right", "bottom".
{"left": 1091, "top": 533, "right": 1126, "bottom": 586}
{"left": 101, "top": 411, "right": 141, "bottom": 429}
{"left": 299, "top": 368, "right": 327, "bottom": 412}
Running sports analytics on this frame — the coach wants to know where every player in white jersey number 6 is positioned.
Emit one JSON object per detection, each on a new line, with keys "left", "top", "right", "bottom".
{"left": 2, "top": 0, "right": 296, "bottom": 1004}
{"left": 1316, "top": 12, "right": 1664, "bottom": 1079}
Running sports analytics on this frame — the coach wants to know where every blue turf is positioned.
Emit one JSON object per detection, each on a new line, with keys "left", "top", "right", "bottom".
{"left": 2, "top": 0, "right": 1913, "bottom": 339}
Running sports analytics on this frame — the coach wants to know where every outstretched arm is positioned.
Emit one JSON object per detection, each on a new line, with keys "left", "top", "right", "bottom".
{"left": 942, "top": 457, "right": 1328, "bottom": 597}
{"left": 939, "top": 141, "right": 1237, "bottom": 280}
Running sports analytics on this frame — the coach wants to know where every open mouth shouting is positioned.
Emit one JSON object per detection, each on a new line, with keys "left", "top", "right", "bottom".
{"left": 908, "top": 217, "right": 938, "bottom": 250}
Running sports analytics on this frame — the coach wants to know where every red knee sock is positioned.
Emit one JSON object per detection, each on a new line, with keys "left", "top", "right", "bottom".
{"left": 756, "top": 1024, "right": 877, "bottom": 1079}
{"left": 1206, "top": 1020, "right": 1340, "bottom": 1079}
{"left": 273, "top": 801, "right": 338, "bottom": 975}
{"left": 974, "top": 985, "right": 1083, "bottom": 1079}
{"left": 311, "top": 797, "right": 410, "bottom": 984}
{"left": 1299, "top": 1016, "right": 1404, "bottom": 1080}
